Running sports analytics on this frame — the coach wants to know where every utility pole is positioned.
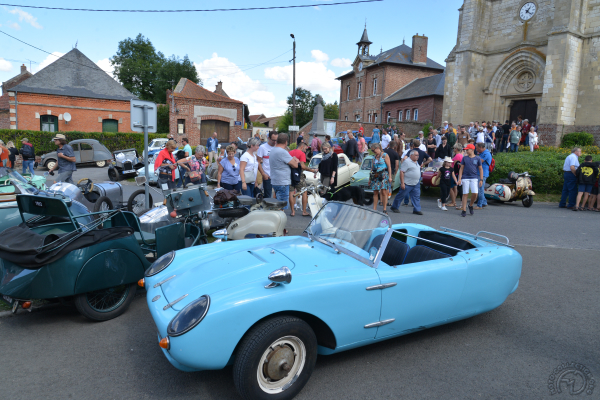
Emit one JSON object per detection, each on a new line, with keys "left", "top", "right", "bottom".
{"left": 290, "top": 34, "right": 296, "bottom": 126}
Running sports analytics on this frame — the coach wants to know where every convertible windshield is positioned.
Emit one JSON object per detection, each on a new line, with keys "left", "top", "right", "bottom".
{"left": 308, "top": 157, "right": 322, "bottom": 169}
{"left": 306, "top": 203, "right": 390, "bottom": 263}
{"left": 360, "top": 158, "right": 373, "bottom": 171}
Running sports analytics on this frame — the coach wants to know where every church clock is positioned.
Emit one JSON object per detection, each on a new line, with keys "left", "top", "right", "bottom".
{"left": 519, "top": 2, "right": 537, "bottom": 21}
{"left": 358, "top": 62, "right": 363, "bottom": 72}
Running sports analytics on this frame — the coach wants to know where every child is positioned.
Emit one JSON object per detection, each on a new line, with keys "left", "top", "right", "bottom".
{"left": 587, "top": 162, "right": 600, "bottom": 211}
{"left": 436, "top": 157, "right": 458, "bottom": 211}
{"left": 574, "top": 155, "right": 598, "bottom": 211}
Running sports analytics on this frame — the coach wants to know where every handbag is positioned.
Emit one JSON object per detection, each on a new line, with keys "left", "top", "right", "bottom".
{"left": 534, "top": 144, "right": 539, "bottom": 150}
{"left": 245, "top": 168, "right": 256, "bottom": 184}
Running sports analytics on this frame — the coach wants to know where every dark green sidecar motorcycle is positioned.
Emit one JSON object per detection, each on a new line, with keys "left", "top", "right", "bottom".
{"left": 0, "top": 192, "right": 207, "bottom": 321}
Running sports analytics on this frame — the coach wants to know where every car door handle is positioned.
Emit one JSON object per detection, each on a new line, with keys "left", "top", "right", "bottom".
{"left": 364, "top": 319, "right": 395, "bottom": 328}
{"left": 365, "top": 282, "right": 397, "bottom": 291}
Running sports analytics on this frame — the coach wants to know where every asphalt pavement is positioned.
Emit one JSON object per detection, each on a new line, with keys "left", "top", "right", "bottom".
{"left": 0, "top": 163, "right": 597, "bottom": 400}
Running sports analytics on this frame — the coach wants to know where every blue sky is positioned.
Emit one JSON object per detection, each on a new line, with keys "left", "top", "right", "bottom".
{"left": 0, "top": 0, "right": 461, "bottom": 116}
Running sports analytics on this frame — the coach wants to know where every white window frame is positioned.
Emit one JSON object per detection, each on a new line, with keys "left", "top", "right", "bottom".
{"left": 398, "top": 110, "right": 403, "bottom": 121}
{"left": 373, "top": 78, "right": 377, "bottom": 96}
{"left": 357, "top": 82, "right": 362, "bottom": 98}
{"left": 374, "top": 113, "right": 378, "bottom": 123}
{"left": 387, "top": 112, "right": 391, "bottom": 123}
{"left": 406, "top": 110, "right": 410, "bottom": 121}
{"left": 356, "top": 114, "right": 360, "bottom": 122}
{"left": 346, "top": 85, "right": 350, "bottom": 101}
{"left": 345, "top": 115, "right": 348, "bottom": 121}
{"left": 368, "top": 113, "right": 372, "bottom": 123}
{"left": 413, "top": 109, "right": 418, "bottom": 121}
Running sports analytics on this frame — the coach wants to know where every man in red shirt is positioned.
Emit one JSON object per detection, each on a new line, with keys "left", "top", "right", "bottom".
{"left": 358, "top": 123, "right": 364, "bottom": 137}
{"left": 521, "top": 119, "right": 531, "bottom": 145}
{"left": 288, "top": 142, "right": 317, "bottom": 216}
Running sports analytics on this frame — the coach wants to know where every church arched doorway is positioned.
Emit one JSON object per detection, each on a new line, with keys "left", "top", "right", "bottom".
{"left": 509, "top": 99, "right": 538, "bottom": 124}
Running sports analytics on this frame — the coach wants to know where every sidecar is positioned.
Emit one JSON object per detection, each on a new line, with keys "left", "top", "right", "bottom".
{"left": 0, "top": 194, "right": 205, "bottom": 321}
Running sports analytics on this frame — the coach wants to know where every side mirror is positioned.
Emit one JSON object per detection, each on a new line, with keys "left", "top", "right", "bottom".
{"left": 135, "top": 176, "right": 147, "bottom": 185}
{"left": 265, "top": 267, "right": 292, "bottom": 289}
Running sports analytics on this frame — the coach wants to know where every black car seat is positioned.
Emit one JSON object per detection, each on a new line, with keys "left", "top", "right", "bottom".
{"left": 381, "top": 238, "right": 410, "bottom": 266}
{"left": 403, "top": 245, "right": 450, "bottom": 264}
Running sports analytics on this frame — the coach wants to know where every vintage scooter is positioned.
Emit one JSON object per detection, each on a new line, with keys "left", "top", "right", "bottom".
{"left": 484, "top": 171, "right": 535, "bottom": 207}
{"left": 212, "top": 193, "right": 288, "bottom": 240}
{"left": 294, "top": 183, "right": 326, "bottom": 217}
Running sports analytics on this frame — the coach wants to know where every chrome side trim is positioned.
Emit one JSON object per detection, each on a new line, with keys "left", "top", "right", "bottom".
{"left": 153, "top": 275, "right": 176, "bottom": 288}
{"left": 364, "top": 319, "right": 395, "bottom": 328}
{"left": 366, "top": 282, "right": 397, "bottom": 291}
{"left": 163, "top": 293, "right": 188, "bottom": 311}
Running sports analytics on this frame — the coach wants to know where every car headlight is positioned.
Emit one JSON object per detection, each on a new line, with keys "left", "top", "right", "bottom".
{"left": 145, "top": 251, "right": 175, "bottom": 277}
{"left": 167, "top": 295, "right": 210, "bottom": 337}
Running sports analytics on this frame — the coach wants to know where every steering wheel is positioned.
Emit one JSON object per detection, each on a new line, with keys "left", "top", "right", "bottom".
{"left": 77, "top": 178, "right": 94, "bottom": 195}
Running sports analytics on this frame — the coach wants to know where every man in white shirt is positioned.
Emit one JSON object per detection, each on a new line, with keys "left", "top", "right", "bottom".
{"left": 381, "top": 130, "right": 392, "bottom": 149}
{"left": 256, "top": 131, "right": 277, "bottom": 198}
{"left": 475, "top": 127, "right": 485, "bottom": 144}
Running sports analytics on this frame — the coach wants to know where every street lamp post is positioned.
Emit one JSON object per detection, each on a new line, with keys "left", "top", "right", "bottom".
{"left": 290, "top": 34, "right": 296, "bottom": 127}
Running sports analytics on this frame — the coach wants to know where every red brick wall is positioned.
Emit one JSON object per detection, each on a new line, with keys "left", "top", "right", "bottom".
{"left": 382, "top": 96, "right": 443, "bottom": 128}
{"left": 169, "top": 94, "right": 243, "bottom": 147}
{"left": 538, "top": 124, "right": 600, "bottom": 147}
{"left": 13, "top": 92, "right": 133, "bottom": 133}
{"left": 411, "top": 35, "right": 428, "bottom": 65}
{"left": 339, "top": 64, "right": 443, "bottom": 122}
{"left": 0, "top": 110, "right": 9, "bottom": 129}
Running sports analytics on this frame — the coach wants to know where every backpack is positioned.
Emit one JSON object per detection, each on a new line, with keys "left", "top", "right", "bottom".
{"left": 484, "top": 156, "right": 495, "bottom": 173}
{"left": 21, "top": 144, "right": 34, "bottom": 159}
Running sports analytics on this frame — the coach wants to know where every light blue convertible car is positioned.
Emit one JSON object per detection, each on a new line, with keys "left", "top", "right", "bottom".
{"left": 143, "top": 203, "right": 522, "bottom": 400}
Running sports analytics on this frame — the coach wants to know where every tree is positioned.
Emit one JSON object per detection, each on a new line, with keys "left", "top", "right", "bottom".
{"left": 276, "top": 111, "right": 293, "bottom": 133}
{"left": 252, "top": 121, "right": 267, "bottom": 127}
{"left": 111, "top": 34, "right": 201, "bottom": 104}
{"left": 111, "top": 34, "right": 161, "bottom": 101}
{"left": 324, "top": 101, "right": 339, "bottom": 120}
{"left": 157, "top": 104, "right": 170, "bottom": 133}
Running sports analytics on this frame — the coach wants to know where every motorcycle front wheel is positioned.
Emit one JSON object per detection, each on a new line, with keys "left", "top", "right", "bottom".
{"left": 522, "top": 195, "right": 533, "bottom": 208}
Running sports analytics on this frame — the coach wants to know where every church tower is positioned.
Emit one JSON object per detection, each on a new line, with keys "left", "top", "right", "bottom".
{"left": 357, "top": 26, "right": 372, "bottom": 56}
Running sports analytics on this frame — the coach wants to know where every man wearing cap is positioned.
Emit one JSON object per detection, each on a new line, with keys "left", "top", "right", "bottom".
{"left": 48, "top": 134, "right": 76, "bottom": 184}
{"left": 19, "top": 137, "right": 36, "bottom": 175}
{"left": 457, "top": 143, "right": 483, "bottom": 217}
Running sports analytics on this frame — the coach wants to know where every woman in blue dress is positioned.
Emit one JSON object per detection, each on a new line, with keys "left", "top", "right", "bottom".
{"left": 368, "top": 143, "right": 392, "bottom": 214}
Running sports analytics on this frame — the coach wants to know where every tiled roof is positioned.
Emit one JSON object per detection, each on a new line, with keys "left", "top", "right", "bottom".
{"left": 249, "top": 114, "right": 266, "bottom": 122}
{"left": 382, "top": 73, "right": 445, "bottom": 103}
{"left": 173, "top": 78, "right": 242, "bottom": 104}
{"left": 337, "top": 43, "right": 445, "bottom": 80}
{"left": 357, "top": 28, "right": 372, "bottom": 45}
{"left": 10, "top": 48, "right": 136, "bottom": 101}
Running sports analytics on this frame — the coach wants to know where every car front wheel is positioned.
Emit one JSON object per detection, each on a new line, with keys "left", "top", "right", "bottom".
{"left": 233, "top": 316, "right": 317, "bottom": 400}
{"left": 108, "top": 168, "right": 119, "bottom": 182}
{"left": 96, "top": 160, "right": 106, "bottom": 168}
{"left": 45, "top": 159, "right": 57, "bottom": 171}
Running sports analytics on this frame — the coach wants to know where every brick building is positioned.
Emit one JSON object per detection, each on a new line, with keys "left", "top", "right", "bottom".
{"left": 168, "top": 78, "right": 249, "bottom": 146}
{"left": 337, "top": 27, "right": 445, "bottom": 125}
{"left": 382, "top": 73, "right": 445, "bottom": 128}
{"left": 0, "top": 64, "right": 34, "bottom": 129}
{"left": 8, "top": 49, "right": 136, "bottom": 133}
{"left": 443, "top": 0, "right": 600, "bottom": 145}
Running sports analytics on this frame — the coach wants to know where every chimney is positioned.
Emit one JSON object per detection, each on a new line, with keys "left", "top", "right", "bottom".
{"left": 216, "top": 81, "right": 223, "bottom": 92}
{"left": 21, "top": 64, "right": 27, "bottom": 74}
{"left": 411, "top": 34, "right": 428, "bottom": 65}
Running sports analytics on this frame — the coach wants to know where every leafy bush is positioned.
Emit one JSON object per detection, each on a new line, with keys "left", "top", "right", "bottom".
{"left": 0, "top": 129, "right": 167, "bottom": 156}
{"left": 489, "top": 146, "right": 600, "bottom": 194}
{"left": 288, "top": 143, "right": 297, "bottom": 150}
{"left": 421, "top": 122, "right": 432, "bottom": 137}
{"left": 560, "top": 132, "right": 595, "bottom": 148}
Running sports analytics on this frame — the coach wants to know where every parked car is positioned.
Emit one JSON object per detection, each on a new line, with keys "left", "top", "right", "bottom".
{"left": 40, "top": 139, "right": 112, "bottom": 170}
{"left": 108, "top": 149, "right": 144, "bottom": 182}
{"left": 350, "top": 154, "right": 400, "bottom": 204}
{"left": 421, "top": 159, "right": 444, "bottom": 191}
{"left": 143, "top": 202, "right": 522, "bottom": 399}
{"left": 304, "top": 153, "right": 359, "bottom": 187}
{"left": 144, "top": 138, "right": 169, "bottom": 160}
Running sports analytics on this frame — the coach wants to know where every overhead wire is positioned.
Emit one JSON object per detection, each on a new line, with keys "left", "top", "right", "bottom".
{"left": 0, "top": 1, "right": 383, "bottom": 12}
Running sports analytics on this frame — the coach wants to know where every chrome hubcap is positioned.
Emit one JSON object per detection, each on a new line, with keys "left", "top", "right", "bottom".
{"left": 257, "top": 336, "right": 305, "bottom": 394}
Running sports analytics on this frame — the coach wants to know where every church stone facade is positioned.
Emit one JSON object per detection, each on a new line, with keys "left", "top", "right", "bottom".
{"left": 443, "top": 0, "right": 600, "bottom": 145}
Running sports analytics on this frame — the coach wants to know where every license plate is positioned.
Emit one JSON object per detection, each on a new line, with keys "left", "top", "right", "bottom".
{"left": 123, "top": 170, "right": 135, "bottom": 174}
{"left": 3, "top": 295, "right": 13, "bottom": 304}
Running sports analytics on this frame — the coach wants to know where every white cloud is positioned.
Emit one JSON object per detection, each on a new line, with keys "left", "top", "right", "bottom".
{"left": 264, "top": 61, "right": 339, "bottom": 99}
{"left": 8, "top": 9, "right": 42, "bottom": 29}
{"left": 96, "top": 58, "right": 116, "bottom": 78}
{"left": 311, "top": 50, "right": 329, "bottom": 64}
{"left": 0, "top": 58, "right": 12, "bottom": 72}
{"left": 36, "top": 52, "right": 65, "bottom": 72}
{"left": 194, "top": 53, "right": 284, "bottom": 116}
{"left": 8, "top": 22, "right": 20, "bottom": 30}
{"left": 331, "top": 58, "right": 351, "bottom": 68}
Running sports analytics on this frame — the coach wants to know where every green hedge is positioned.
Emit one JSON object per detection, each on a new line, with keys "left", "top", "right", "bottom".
{"left": 488, "top": 145, "right": 600, "bottom": 194}
{"left": 560, "top": 132, "right": 595, "bottom": 148}
{"left": 0, "top": 129, "right": 168, "bottom": 156}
